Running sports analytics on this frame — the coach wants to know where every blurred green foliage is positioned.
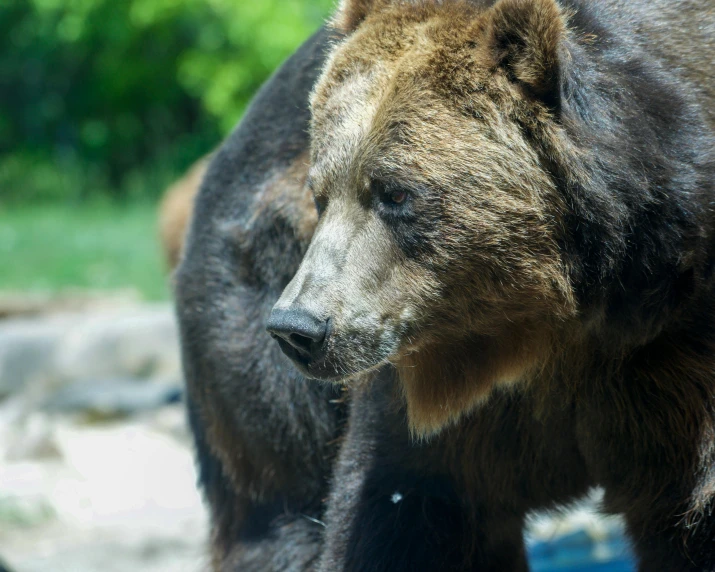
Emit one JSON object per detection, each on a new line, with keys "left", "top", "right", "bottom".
{"left": 0, "top": 0, "right": 334, "bottom": 204}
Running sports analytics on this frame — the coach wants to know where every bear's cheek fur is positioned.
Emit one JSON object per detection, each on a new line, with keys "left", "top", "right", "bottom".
{"left": 382, "top": 190, "right": 576, "bottom": 436}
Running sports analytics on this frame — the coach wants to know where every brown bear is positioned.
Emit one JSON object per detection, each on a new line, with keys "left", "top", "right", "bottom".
{"left": 265, "top": 0, "right": 715, "bottom": 569}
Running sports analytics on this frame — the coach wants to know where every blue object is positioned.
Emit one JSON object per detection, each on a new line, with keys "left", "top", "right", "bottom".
{"left": 527, "top": 528, "right": 635, "bottom": 571}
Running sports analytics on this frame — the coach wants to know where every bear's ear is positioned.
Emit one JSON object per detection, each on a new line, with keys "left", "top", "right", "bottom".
{"left": 486, "top": 0, "right": 566, "bottom": 109}
{"left": 332, "top": 0, "right": 382, "bottom": 34}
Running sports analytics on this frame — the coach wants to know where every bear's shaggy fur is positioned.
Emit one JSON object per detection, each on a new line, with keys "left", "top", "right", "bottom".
{"left": 175, "top": 30, "right": 348, "bottom": 570}
{"left": 269, "top": 0, "right": 715, "bottom": 569}
{"left": 177, "top": 0, "right": 715, "bottom": 570}
{"left": 289, "top": 0, "right": 715, "bottom": 433}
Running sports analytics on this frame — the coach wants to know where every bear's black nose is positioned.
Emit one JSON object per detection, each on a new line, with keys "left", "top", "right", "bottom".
{"left": 267, "top": 307, "right": 327, "bottom": 365}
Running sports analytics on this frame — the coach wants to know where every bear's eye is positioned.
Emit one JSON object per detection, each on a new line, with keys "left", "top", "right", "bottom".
{"left": 386, "top": 189, "right": 407, "bottom": 205}
{"left": 371, "top": 180, "right": 410, "bottom": 209}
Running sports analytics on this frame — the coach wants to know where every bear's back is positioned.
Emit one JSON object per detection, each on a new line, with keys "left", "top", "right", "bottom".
{"left": 565, "top": 0, "right": 714, "bottom": 127}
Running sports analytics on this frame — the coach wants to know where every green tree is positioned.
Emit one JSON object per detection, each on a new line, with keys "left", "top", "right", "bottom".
{"left": 0, "top": 0, "right": 333, "bottom": 204}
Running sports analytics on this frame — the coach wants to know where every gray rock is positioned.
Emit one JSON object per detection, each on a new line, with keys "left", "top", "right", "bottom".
{"left": 4, "top": 412, "right": 61, "bottom": 462}
{"left": 45, "top": 378, "right": 182, "bottom": 417}
{"left": 0, "top": 320, "right": 63, "bottom": 397}
{"left": 53, "top": 305, "right": 181, "bottom": 385}
{"left": 0, "top": 304, "right": 181, "bottom": 398}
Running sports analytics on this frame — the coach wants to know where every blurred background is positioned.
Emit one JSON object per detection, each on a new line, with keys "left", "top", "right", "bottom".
{"left": 0, "top": 2, "right": 331, "bottom": 570}
{"left": 0, "top": 1, "right": 633, "bottom": 570}
{"left": 1, "top": 0, "right": 332, "bottom": 299}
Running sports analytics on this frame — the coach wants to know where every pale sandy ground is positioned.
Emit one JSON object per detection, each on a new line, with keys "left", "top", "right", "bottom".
{"left": 0, "top": 409, "right": 209, "bottom": 572}
{"left": 0, "top": 302, "right": 209, "bottom": 572}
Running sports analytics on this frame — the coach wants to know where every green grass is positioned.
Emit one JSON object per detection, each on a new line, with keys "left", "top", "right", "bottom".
{"left": 0, "top": 202, "right": 170, "bottom": 300}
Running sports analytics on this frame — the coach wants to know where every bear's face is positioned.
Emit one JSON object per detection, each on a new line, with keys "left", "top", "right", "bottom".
{"left": 272, "top": 0, "right": 579, "bottom": 434}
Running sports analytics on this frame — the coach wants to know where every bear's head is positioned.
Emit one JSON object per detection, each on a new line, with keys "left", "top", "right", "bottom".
{"left": 268, "top": 0, "right": 578, "bottom": 435}
{"left": 268, "top": 0, "right": 698, "bottom": 435}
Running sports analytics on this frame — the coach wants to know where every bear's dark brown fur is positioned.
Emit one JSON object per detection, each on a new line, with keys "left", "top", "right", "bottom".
{"left": 175, "top": 30, "right": 348, "bottom": 570}
{"left": 267, "top": 0, "right": 715, "bottom": 569}
{"left": 177, "top": 0, "right": 715, "bottom": 570}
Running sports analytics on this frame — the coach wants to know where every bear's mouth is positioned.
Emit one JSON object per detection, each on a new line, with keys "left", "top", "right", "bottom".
{"left": 273, "top": 330, "right": 400, "bottom": 383}
{"left": 271, "top": 335, "right": 314, "bottom": 368}
{"left": 281, "top": 351, "right": 368, "bottom": 383}
{"left": 269, "top": 334, "right": 349, "bottom": 382}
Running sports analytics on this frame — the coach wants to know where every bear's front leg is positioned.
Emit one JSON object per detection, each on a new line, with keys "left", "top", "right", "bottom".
{"left": 576, "top": 339, "right": 715, "bottom": 571}
{"left": 319, "top": 374, "right": 591, "bottom": 571}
